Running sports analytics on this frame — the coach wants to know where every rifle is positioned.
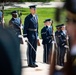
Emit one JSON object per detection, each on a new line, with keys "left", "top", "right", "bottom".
{"left": 49, "top": 19, "right": 65, "bottom": 75}
{"left": 18, "top": 10, "right": 24, "bottom": 44}
{"left": 49, "top": 20, "right": 59, "bottom": 75}
{"left": 64, "top": 34, "right": 70, "bottom": 63}
{"left": 18, "top": 11, "right": 23, "bottom": 34}
{"left": 49, "top": 28, "right": 56, "bottom": 75}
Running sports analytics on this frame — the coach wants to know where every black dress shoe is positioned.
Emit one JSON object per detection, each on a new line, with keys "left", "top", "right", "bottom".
{"left": 34, "top": 64, "right": 38, "bottom": 67}
{"left": 28, "top": 65, "right": 36, "bottom": 68}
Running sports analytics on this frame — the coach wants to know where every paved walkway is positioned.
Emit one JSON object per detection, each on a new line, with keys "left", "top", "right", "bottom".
{"left": 22, "top": 62, "right": 50, "bottom": 75}
{"left": 20, "top": 39, "right": 50, "bottom": 75}
{"left": 0, "top": 2, "right": 64, "bottom": 9}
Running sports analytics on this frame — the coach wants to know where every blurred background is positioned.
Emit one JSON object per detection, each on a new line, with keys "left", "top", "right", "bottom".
{"left": 0, "top": 0, "right": 66, "bottom": 38}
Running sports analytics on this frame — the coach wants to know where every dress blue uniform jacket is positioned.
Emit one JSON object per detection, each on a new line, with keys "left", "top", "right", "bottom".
{"left": 9, "top": 18, "right": 21, "bottom": 35}
{"left": 23, "top": 13, "right": 38, "bottom": 65}
{"left": 55, "top": 30, "right": 67, "bottom": 66}
{"left": 9, "top": 18, "right": 21, "bottom": 29}
{"left": 41, "top": 26, "right": 52, "bottom": 63}
{"left": 55, "top": 30, "right": 66, "bottom": 47}
{"left": 41, "top": 26, "right": 52, "bottom": 44}
{"left": 0, "top": 11, "right": 2, "bottom": 22}
{"left": 60, "top": 30, "right": 67, "bottom": 46}
{"left": 23, "top": 14, "right": 38, "bottom": 39}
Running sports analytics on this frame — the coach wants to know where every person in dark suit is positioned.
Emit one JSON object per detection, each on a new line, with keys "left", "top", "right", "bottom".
{"left": 23, "top": 5, "right": 40, "bottom": 67}
{"left": 55, "top": 24, "right": 67, "bottom": 66}
{"left": 60, "top": 24, "right": 67, "bottom": 66}
{"left": 55, "top": 25, "right": 62, "bottom": 65}
{"left": 9, "top": 11, "right": 21, "bottom": 35}
{"left": 41, "top": 19, "right": 53, "bottom": 63}
{"left": 0, "top": 27, "right": 22, "bottom": 75}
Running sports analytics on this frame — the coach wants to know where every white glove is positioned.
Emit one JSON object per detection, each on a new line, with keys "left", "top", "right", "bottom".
{"left": 18, "top": 35, "right": 23, "bottom": 38}
{"left": 37, "top": 36, "right": 39, "bottom": 40}
{"left": 64, "top": 45, "right": 69, "bottom": 48}
{"left": 24, "top": 37, "right": 28, "bottom": 42}
{"left": 20, "top": 25, "right": 23, "bottom": 29}
{"left": 55, "top": 65, "right": 63, "bottom": 70}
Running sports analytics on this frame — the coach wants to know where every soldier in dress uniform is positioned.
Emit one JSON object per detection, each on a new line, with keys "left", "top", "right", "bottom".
{"left": 0, "top": 11, "right": 2, "bottom": 24}
{"left": 0, "top": 10, "right": 4, "bottom": 27}
{"left": 41, "top": 19, "right": 53, "bottom": 63}
{"left": 55, "top": 24, "right": 67, "bottom": 66}
{"left": 60, "top": 24, "right": 67, "bottom": 66}
{"left": 55, "top": 25, "right": 62, "bottom": 65}
{"left": 23, "top": 5, "right": 40, "bottom": 67}
{"left": 9, "top": 11, "right": 21, "bottom": 36}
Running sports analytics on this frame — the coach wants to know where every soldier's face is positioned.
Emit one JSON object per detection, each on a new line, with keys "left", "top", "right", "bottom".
{"left": 57, "top": 28, "right": 60, "bottom": 31}
{"left": 66, "top": 11, "right": 76, "bottom": 40}
{"left": 46, "top": 21, "right": 51, "bottom": 26}
{"left": 12, "top": 14, "right": 17, "bottom": 18}
{"left": 30, "top": 8, "right": 36, "bottom": 14}
{"left": 61, "top": 26, "right": 65, "bottom": 30}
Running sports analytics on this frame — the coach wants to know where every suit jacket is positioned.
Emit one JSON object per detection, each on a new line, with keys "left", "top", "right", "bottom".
{"left": 41, "top": 26, "right": 52, "bottom": 44}
{"left": 9, "top": 18, "right": 21, "bottom": 30}
{"left": 23, "top": 13, "right": 38, "bottom": 40}
{"left": 55, "top": 30, "right": 66, "bottom": 47}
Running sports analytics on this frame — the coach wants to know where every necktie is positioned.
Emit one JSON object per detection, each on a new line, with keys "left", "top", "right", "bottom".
{"left": 34, "top": 16, "right": 36, "bottom": 20}
{"left": 34, "top": 16, "right": 37, "bottom": 23}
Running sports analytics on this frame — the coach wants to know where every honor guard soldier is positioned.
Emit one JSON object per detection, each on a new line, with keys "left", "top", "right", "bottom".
{"left": 41, "top": 19, "right": 53, "bottom": 63}
{"left": 55, "top": 24, "right": 67, "bottom": 66}
{"left": 23, "top": 5, "right": 40, "bottom": 67}
{"left": 0, "top": 11, "right": 4, "bottom": 27}
{"left": 9, "top": 11, "right": 21, "bottom": 36}
{"left": 60, "top": 24, "right": 67, "bottom": 66}
{"left": 0, "top": 11, "right": 2, "bottom": 25}
{"left": 55, "top": 25, "right": 62, "bottom": 65}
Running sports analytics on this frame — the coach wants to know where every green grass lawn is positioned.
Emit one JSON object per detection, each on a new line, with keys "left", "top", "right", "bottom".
{"left": 4, "top": 8, "right": 66, "bottom": 38}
